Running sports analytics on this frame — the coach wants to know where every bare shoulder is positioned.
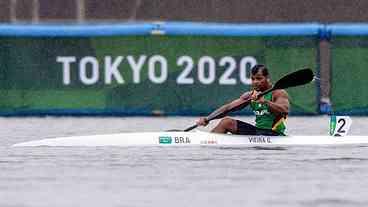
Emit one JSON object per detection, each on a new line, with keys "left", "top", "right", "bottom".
{"left": 272, "top": 89, "right": 288, "bottom": 99}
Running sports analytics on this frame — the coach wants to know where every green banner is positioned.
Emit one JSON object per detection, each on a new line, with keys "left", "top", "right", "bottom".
{"left": 331, "top": 37, "right": 368, "bottom": 114}
{"left": 0, "top": 36, "right": 318, "bottom": 115}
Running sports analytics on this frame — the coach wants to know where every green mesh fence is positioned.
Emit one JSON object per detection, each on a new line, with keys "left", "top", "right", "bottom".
{"left": 331, "top": 37, "right": 368, "bottom": 115}
{"left": 0, "top": 36, "right": 319, "bottom": 115}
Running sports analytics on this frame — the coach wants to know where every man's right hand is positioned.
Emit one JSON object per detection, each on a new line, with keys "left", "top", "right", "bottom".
{"left": 196, "top": 117, "right": 209, "bottom": 126}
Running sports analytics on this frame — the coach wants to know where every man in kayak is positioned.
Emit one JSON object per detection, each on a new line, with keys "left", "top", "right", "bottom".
{"left": 196, "top": 64, "right": 289, "bottom": 136}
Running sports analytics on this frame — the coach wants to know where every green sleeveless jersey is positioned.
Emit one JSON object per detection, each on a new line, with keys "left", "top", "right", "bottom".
{"left": 250, "top": 92, "right": 287, "bottom": 135}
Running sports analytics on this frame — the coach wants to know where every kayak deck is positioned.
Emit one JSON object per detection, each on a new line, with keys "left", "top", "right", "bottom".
{"left": 12, "top": 131, "right": 368, "bottom": 147}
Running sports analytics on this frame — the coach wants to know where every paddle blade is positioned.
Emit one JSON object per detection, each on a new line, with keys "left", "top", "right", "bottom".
{"left": 273, "top": 68, "right": 314, "bottom": 90}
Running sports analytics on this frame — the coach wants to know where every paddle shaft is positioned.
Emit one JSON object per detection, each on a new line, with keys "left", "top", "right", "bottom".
{"left": 183, "top": 68, "right": 314, "bottom": 132}
{"left": 183, "top": 89, "right": 271, "bottom": 132}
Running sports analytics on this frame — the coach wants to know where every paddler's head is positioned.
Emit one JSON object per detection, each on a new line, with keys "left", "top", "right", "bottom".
{"left": 251, "top": 64, "right": 272, "bottom": 92}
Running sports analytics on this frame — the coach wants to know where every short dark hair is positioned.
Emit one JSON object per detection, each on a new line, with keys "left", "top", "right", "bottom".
{"left": 251, "top": 64, "right": 269, "bottom": 77}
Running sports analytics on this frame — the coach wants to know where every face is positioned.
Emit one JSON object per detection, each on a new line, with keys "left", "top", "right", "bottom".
{"left": 251, "top": 71, "right": 270, "bottom": 91}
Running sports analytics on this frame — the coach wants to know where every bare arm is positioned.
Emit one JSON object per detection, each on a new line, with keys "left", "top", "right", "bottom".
{"left": 266, "top": 90, "right": 289, "bottom": 114}
{"left": 197, "top": 91, "right": 253, "bottom": 126}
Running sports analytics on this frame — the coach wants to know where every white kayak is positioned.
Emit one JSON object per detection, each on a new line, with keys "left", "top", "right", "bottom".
{"left": 12, "top": 131, "right": 368, "bottom": 147}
